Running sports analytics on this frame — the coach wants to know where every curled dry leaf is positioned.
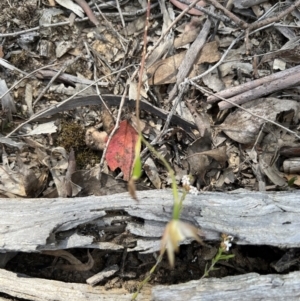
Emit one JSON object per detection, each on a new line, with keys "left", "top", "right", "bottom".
{"left": 85, "top": 127, "right": 108, "bottom": 151}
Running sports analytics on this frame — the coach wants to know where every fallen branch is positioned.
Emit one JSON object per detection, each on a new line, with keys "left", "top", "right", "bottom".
{"left": 207, "top": 64, "right": 300, "bottom": 103}
{"left": 217, "top": 71, "right": 300, "bottom": 110}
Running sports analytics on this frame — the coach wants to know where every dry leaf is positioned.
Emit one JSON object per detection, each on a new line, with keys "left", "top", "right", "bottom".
{"left": 0, "top": 150, "right": 44, "bottom": 197}
{"left": 186, "top": 137, "right": 211, "bottom": 179}
{"left": 24, "top": 121, "right": 57, "bottom": 136}
{"left": 55, "top": 0, "right": 84, "bottom": 17}
{"left": 105, "top": 120, "right": 139, "bottom": 181}
{"left": 144, "top": 157, "right": 161, "bottom": 189}
{"left": 0, "top": 79, "right": 16, "bottom": 122}
{"left": 220, "top": 98, "right": 300, "bottom": 144}
{"left": 174, "top": 18, "right": 201, "bottom": 48}
{"left": 147, "top": 41, "right": 220, "bottom": 85}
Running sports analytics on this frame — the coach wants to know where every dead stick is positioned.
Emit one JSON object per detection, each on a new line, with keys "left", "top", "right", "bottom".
{"left": 74, "top": 0, "right": 99, "bottom": 26}
{"left": 205, "top": 0, "right": 248, "bottom": 29}
{"left": 235, "top": 0, "right": 269, "bottom": 9}
{"left": 218, "top": 71, "right": 300, "bottom": 110}
{"left": 175, "top": 0, "right": 233, "bottom": 25}
{"left": 207, "top": 64, "right": 300, "bottom": 103}
{"left": 168, "top": 12, "right": 212, "bottom": 101}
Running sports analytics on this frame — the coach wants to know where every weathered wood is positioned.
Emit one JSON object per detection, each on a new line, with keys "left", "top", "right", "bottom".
{"left": 1, "top": 190, "right": 300, "bottom": 301}
{"left": 152, "top": 271, "right": 300, "bottom": 301}
{"left": 0, "top": 269, "right": 150, "bottom": 301}
{"left": 1, "top": 190, "right": 300, "bottom": 253}
{"left": 1, "top": 268, "right": 300, "bottom": 301}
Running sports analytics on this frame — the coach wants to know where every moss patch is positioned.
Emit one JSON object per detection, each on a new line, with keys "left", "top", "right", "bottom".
{"left": 56, "top": 120, "right": 100, "bottom": 169}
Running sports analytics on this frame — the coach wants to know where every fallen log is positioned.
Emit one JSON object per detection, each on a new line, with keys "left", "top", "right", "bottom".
{"left": 1, "top": 266, "right": 300, "bottom": 300}
{"left": 0, "top": 268, "right": 151, "bottom": 301}
{"left": 152, "top": 271, "right": 300, "bottom": 301}
{"left": 1, "top": 190, "right": 300, "bottom": 253}
{"left": 1, "top": 189, "right": 300, "bottom": 300}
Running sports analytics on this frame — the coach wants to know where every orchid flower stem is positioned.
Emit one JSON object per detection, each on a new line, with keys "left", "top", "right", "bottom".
{"left": 139, "top": 134, "right": 181, "bottom": 220}
{"left": 131, "top": 252, "right": 164, "bottom": 300}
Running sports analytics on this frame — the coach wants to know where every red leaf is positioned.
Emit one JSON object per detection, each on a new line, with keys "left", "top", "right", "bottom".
{"left": 105, "top": 120, "right": 139, "bottom": 181}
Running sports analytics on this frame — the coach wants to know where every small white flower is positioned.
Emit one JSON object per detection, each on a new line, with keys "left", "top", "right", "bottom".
{"left": 221, "top": 234, "right": 234, "bottom": 251}
{"left": 181, "top": 175, "right": 190, "bottom": 186}
{"left": 189, "top": 186, "right": 199, "bottom": 195}
{"left": 223, "top": 240, "right": 232, "bottom": 251}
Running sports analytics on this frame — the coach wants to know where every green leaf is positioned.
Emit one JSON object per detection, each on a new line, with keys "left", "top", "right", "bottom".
{"left": 287, "top": 176, "right": 298, "bottom": 186}
{"left": 132, "top": 136, "right": 142, "bottom": 180}
{"left": 132, "top": 155, "right": 142, "bottom": 180}
{"left": 219, "top": 254, "right": 235, "bottom": 260}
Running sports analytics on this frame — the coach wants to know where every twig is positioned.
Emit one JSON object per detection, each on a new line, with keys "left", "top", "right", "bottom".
{"left": 234, "top": 0, "right": 269, "bottom": 9}
{"left": 176, "top": 0, "right": 234, "bottom": 25}
{"left": 160, "top": 85, "right": 188, "bottom": 139}
{"left": 218, "top": 72, "right": 300, "bottom": 110}
{"left": 168, "top": 12, "right": 212, "bottom": 102}
{"left": 33, "top": 56, "right": 82, "bottom": 106}
{"left": 115, "top": 0, "right": 125, "bottom": 28}
{"left": 136, "top": 0, "right": 151, "bottom": 134}
{"left": 207, "top": 64, "right": 300, "bottom": 104}
{"left": 190, "top": 82, "right": 300, "bottom": 140}
{"left": 205, "top": 0, "right": 248, "bottom": 29}
{"left": 0, "top": 5, "right": 160, "bottom": 38}
{"left": 0, "top": 58, "right": 29, "bottom": 76}
{"left": 5, "top": 65, "right": 134, "bottom": 138}
{"left": 0, "top": 62, "right": 58, "bottom": 101}
{"left": 249, "top": 0, "right": 300, "bottom": 31}
{"left": 74, "top": 0, "right": 99, "bottom": 26}
{"left": 92, "top": 0, "right": 128, "bottom": 48}
{"left": 35, "top": 69, "right": 108, "bottom": 86}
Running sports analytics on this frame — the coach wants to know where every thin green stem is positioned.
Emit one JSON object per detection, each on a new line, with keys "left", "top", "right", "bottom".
{"left": 201, "top": 247, "right": 235, "bottom": 279}
{"left": 139, "top": 135, "right": 181, "bottom": 219}
{"left": 131, "top": 252, "right": 164, "bottom": 300}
